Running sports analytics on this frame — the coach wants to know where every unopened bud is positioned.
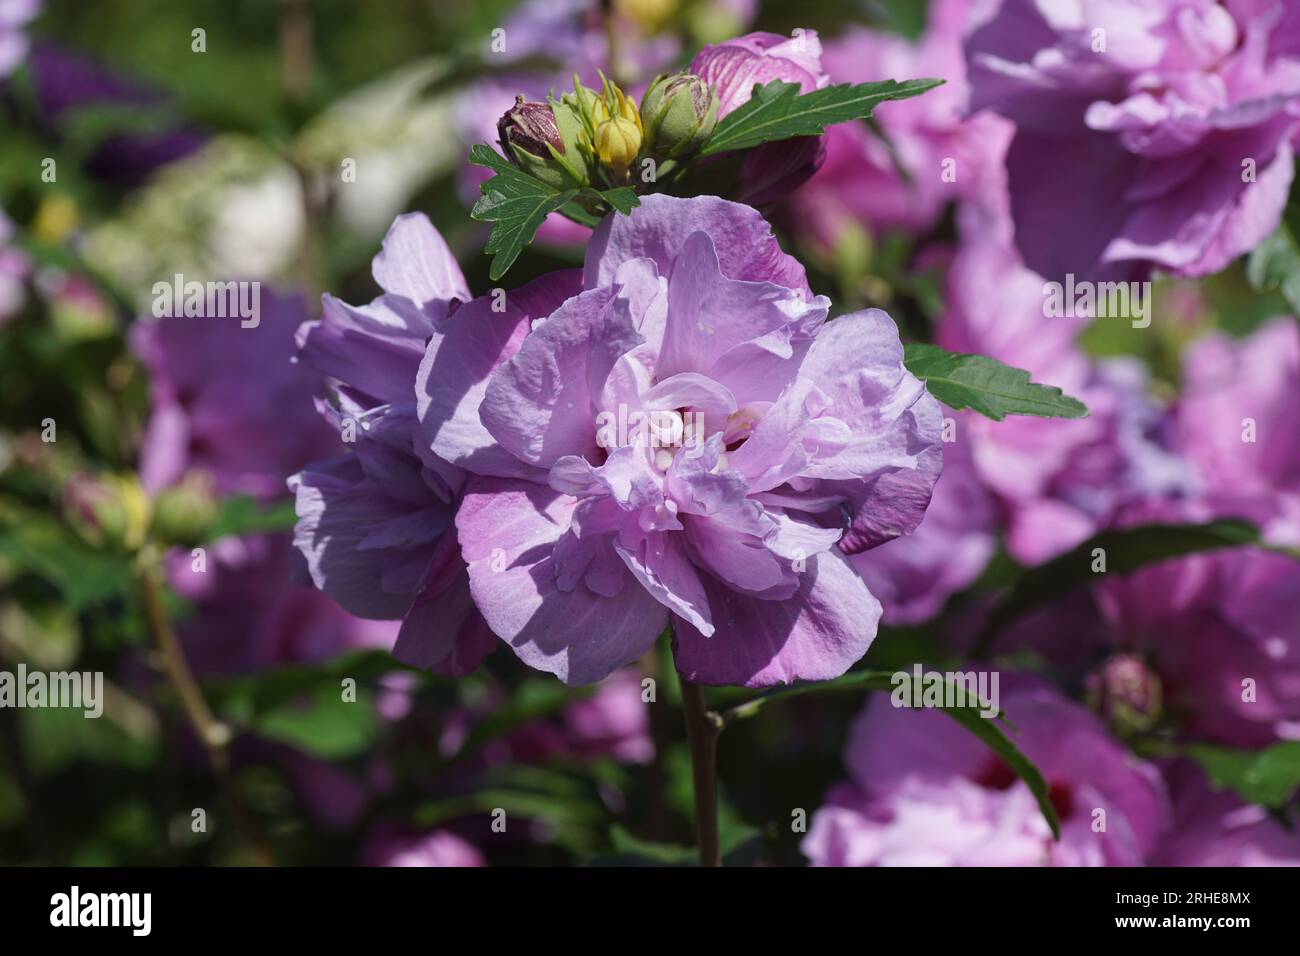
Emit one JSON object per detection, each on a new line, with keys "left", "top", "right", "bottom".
{"left": 151, "top": 470, "right": 219, "bottom": 545}
{"left": 595, "top": 116, "right": 643, "bottom": 173}
{"left": 63, "top": 472, "right": 152, "bottom": 552}
{"left": 1086, "top": 654, "right": 1162, "bottom": 735}
{"left": 640, "top": 72, "right": 718, "bottom": 158}
{"left": 497, "top": 96, "right": 588, "bottom": 189}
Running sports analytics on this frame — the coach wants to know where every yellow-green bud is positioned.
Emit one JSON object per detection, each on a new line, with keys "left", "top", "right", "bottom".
{"left": 595, "top": 115, "right": 643, "bottom": 173}
{"left": 63, "top": 472, "right": 152, "bottom": 552}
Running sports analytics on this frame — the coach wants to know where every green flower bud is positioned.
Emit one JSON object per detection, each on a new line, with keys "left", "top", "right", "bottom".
{"left": 562, "top": 75, "right": 605, "bottom": 141}
{"left": 639, "top": 72, "right": 718, "bottom": 159}
{"left": 150, "top": 470, "right": 219, "bottom": 545}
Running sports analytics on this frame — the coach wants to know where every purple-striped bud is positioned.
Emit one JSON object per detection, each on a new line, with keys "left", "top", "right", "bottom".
{"left": 496, "top": 95, "right": 589, "bottom": 189}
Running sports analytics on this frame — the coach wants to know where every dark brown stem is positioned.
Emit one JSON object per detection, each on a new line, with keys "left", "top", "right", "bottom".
{"left": 678, "top": 675, "right": 722, "bottom": 867}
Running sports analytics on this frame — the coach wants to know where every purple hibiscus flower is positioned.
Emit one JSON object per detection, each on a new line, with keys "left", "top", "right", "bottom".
{"left": 989, "top": 493, "right": 1300, "bottom": 747}
{"left": 359, "top": 824, "right": 485, "bottom": 867}
{"left": 290, "top": 214, "right": 503, "bottom": 676}
{"left": 132, "top": 289, "right": 338, "bottom": 500}
{"left": 501, "top": 667, "right": 654, "bottom": 764}
{"left": 132, "top": 290, "right": 396, "bottom": 675}
{"left": 937, "top": 231, "right": 1191, "bottom": 563}
{"left": 1173, "top": 317, "right": 1300, "bottom": 546}
{"left": 1093, "top": 501, "right": 1300, "bottom": 748}
{"left": 163, "top": 535, "right": 394, "bottom": 677}
{"left": 1152, "top": 759, "right": 1300, "bottom": 866}
{"left": 689, "top": 31, "right": 832, "bottom": 205}
{"left": 803, "top": 679, "right": 1170, "bottom": 866}
{"left": 966, "top": 0, "right": 1300, "bottom": 282}
{"left": 846, "top": 435, "right": 997, "bottom": 624}
{"left": 792, "top": 0, "right": 1015, "bottom": 246}
{"left": 25, "top": 42, "right": 206, "bottom": 187}
{"left": 416, "top": 194, "right": 942, "bottom": 687}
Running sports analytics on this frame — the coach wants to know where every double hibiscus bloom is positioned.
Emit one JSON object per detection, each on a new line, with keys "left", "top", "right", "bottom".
{"left": 291, "top": 195, "right": 942, "bottom": 687}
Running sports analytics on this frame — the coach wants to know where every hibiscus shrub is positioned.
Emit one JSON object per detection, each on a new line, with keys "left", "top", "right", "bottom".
{"left": 1, "top": 0, "right": 1299, "bottom": 870}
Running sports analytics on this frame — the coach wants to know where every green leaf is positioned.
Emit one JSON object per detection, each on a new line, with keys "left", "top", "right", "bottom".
{"left": 594, "top": 823, "right": 763, "bottom": 867}
{"left": 601, "top": 826, "right": 698, "bottom": 866}
{"left": 974, "top": 520, "right": 1270, "bottom": 649}
{"left": 468, "top": 144, "right": 578, "bottom": 280}
{"left": 0, "top": 513, "right": 134, "bottom": 611}
{"left": 592, "top": 186, "right": 639, "bottom": 215}
{"left": 721, "top": 670, "right": 1060, "bottom": 839}
{"left": 254, "top": 682, "right": 381, "bottom": 760}
{"left": 1188, "top": 742, "right": 1300, "bottom": 808}
{"left": 557, "top": 200, "right": 603, "bottom": 227}
{"left": 200, "top": 650, "right": 422, "bottom": 760}
{"left": 203, "top": 649, "right": 423, "bottom": 715}
{"left": 1246, "top": 224, "right": 1300, "bottom": 314}
{"left": 204, "top": 495, "right": 297, "bottom": 541}
{"left": 698, "top": 78, "right": 944, "bottom": 157}
{"left": 416, "top": 764, "right": 615, "bottom": 856}
{"left": 903, "top": 343, "right": 1089, "bottom": 420}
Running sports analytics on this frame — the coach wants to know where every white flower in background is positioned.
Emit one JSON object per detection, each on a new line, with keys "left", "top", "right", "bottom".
{"left": 206, "top": 164, "right": 305, "bottom": 279}
{"left": 84, "top": 136, "right": 304, "bottom": 305}
{"left": 294, "top": 58, "right": 461, "bottom": 237}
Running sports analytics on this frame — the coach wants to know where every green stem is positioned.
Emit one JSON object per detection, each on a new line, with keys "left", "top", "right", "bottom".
{"left": 678, "top": 674, "right": 722, "bottom": 867}
{"left": 138, "top": 552, "right": 275, "bottom": 866}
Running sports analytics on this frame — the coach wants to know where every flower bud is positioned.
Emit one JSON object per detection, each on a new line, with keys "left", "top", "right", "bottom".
{"left": 639, "top": 72, "right": 718, "bottom": 158}
{"left": 562, "top": 73, "right": 643, "bottom": 182}
{"left": 150, "top": 470, "right": 219, "bottom": 545}
{"left": 497, "top": 96, "right": 587, "bottom": 189}
{"left": 63, "top": 472, "right": 152, "bottom": 552}
{"left": 1086, "top": 654, "right": 1163, "bottom": 735}
{"left": 595, "top": 115, "right": 643, "bottom": 173}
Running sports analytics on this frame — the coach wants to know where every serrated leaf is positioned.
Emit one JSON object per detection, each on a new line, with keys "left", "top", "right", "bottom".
{"left": 557, "top": 200, "right": 602, "bottom": 227}
{"left": 698, "top": 78, "right": 944, "bottom": 157}
{"left": 593, "top": 186, "right": 639, "bottom": 215}
{"left": 558, "top": 188, "right": 641, "bottom": 229}
{"left": 1188, "top": 741, "right": 1300, "bottom": 808}
{"left": 468, "top": 144, "right": 577, "bottom": 280}
{"left": 904, "top": 343, "right": 1089, "bottom": 420}
{"left": 721, "top": 670, "right": 1060, "bottom": 838}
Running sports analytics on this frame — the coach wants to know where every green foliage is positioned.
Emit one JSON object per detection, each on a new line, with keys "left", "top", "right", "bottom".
{"left": 974, "top": 520, "right": 1270, "bottom": 647}
{"left": 698, "top": 78, "right": 944, "bottom": 157}
{"left": 721, "top": 670, "right": 1061, "bottom": 838}
{"left": 1188, "top": 742, "right": 1300, "bottom": 809}
{"left": 1246, "top": 160, "right": 1300, "bottom": 312}
{"left": 904, "top": 343, "right": 1089, "bottom": 420}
